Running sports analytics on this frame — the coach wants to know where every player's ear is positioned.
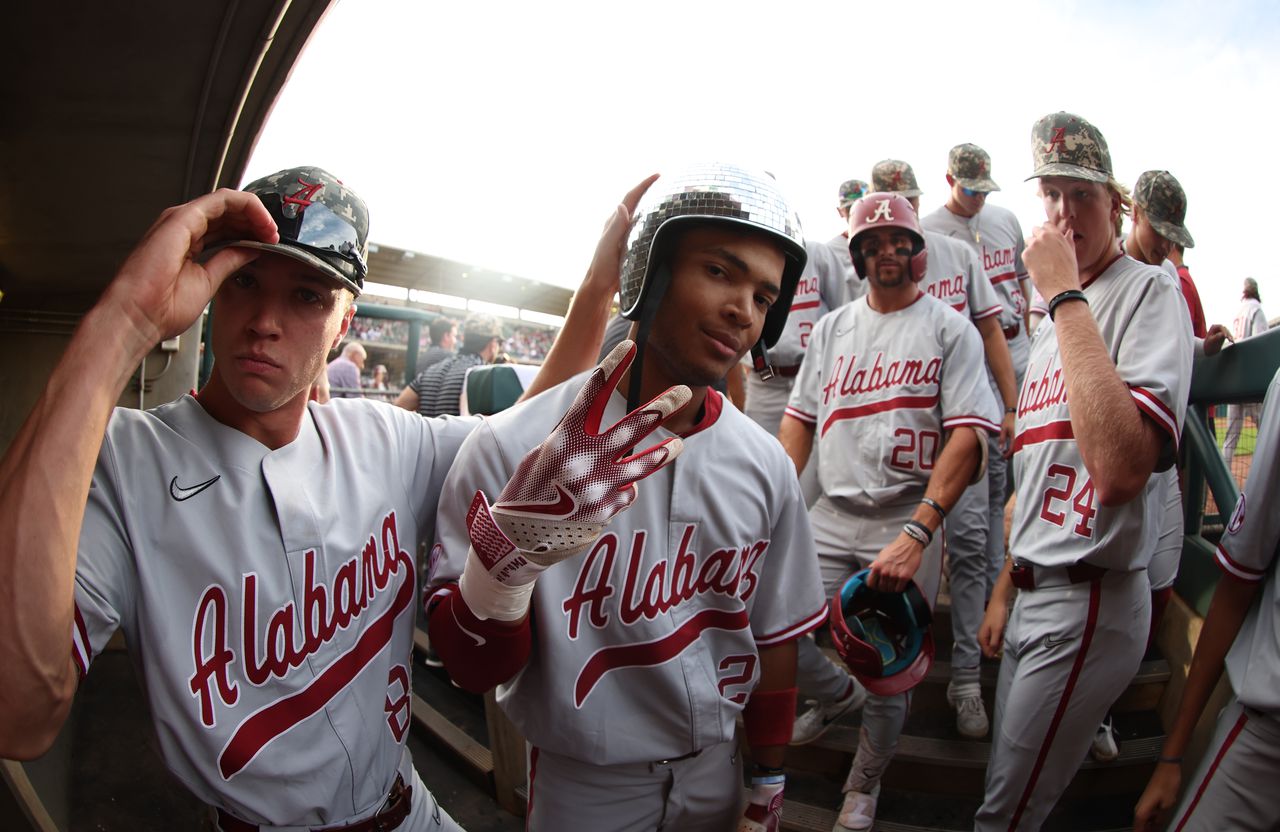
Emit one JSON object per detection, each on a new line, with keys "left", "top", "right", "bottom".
{"left": 331, "top": 296, "right": 356, "bottom": 351}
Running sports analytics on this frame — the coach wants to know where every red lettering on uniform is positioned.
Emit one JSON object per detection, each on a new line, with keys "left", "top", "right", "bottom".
{"left": 190, "top": 585, "right": 239, "bottom": 728}
{"left": 564, "top": 534, "right": 618, "bottom": 639}
{"left": 983, "top": 246, "right": 1015, "bottom": 273}
{"left": 795, "top": 275, "right": 820, "bottom": 299}
{"left": 561, "top": 525, "right": 769, "bottom": 638}
{"left": 924, "top": 273, "right": 965, "bottom": 307}
{"left": 820, "top": 351, "right": 943, "bottom": 407}
{"left": 1018, "top": 356, "right": 1069, "bottom": 418}
{"left": 1046, "top": 127, "right": 1067, "bottom": 154}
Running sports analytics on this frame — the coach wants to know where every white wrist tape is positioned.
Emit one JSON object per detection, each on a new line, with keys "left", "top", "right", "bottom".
{"left": 458, "top": 547, "right": 541, "bottom": 622}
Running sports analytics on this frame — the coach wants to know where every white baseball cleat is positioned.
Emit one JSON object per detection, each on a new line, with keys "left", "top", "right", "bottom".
{"left": 946, "top": 681, "right": 989, "bottom": 739}
{"left": 834, "top": 790, "right": 877, "bottom": 832}
{"left": 1090, "top": 715, "right": 1119, "bottom": 762}
{"left": 791, "top": 681, "right": 866, "bottom": 745}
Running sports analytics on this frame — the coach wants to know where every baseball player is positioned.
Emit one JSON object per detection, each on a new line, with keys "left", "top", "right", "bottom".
{"left": 920, "top": 145, "right": 1031, "bottom": 600}
{"left": 827, "top": 179, "right": 870, "bottom": 289}
{"left": 1134, "top": 365, "right": 1280, "bottom": 831}
{"left": 425, "top": 164, "right": 829, "bottom": 832}
{"left": 778, "top": 192, "right": 998, "bottom": 830}
{"left": 1222, "top": 277, "right": 1269, "bottom": 462}
{"left": 975, "top": 113, "right": 1194, "bottom": 831}
{"left": 870, "top": 159, "right": 1019, "bottom": 738}
{"left": 743, "top": 238, "right": 855, "bottom": 437}
{"left": 0, "top": 166, "right": 641, "bottom": 831}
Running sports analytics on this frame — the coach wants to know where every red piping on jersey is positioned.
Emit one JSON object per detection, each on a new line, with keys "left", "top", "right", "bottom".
{"left": 71, "top": 604, "right": 90, "bottom": 677}
{"left": 989, "top": 270, "right": 1019, "bottom": 286}
{"left": 1172, "top": 709, "right": 1249, "bottom": 832}
{"left": 756, "top": 604, "right": 828, "bottom": 647}
{"left": 1010, "top": 419, "right": 1074, "bottom": 455}
{"left": 217, "top": 551, "right": 415, "bottom": 780}
{"left": 526, "top": 746, "right": 539, "bottom": 830}
{"left": 1214, "top": 544, "right": 1267, "bottom": 582}
{"left": 974, "top": 305, "right": 1002, "bottom": 321}
{"left": 680, "top": 388, "right": 722, "bottom": 438}
{"left": 943, "top": 415, "right": 1001, "bottom": 435}
{"left": 790, "top": 300, "right": 820, "bottom": 312}
{"left": 1129, "top": 387, "right": 1179, "bottom": 450}
{"left": 784, "top": 405, "right": 816, "bottom": 426}
{"left": 573, "top": 607, "right": 748, "bottom": 707}
{"left": 1079, "top": 252, "right": 1126, "bottom": 290}
{"left": 1007, "top": 579, "right": 1101, "bottom": 830}
{"left": 821, "top": 394, "right": 940, "bottom": 437}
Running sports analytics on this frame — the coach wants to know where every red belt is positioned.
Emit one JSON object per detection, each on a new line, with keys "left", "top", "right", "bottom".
{"left": 1010, "top": 559, "right": 1107, "bottom": 591}
{"left": 1003, "top": 322, "right": 1021, "bottom": 340}
{"left": 216, "top": 775, "right": 411, "bottom": 832}
{"left": 759, "top": 364, "right": 801, "bottom": 378}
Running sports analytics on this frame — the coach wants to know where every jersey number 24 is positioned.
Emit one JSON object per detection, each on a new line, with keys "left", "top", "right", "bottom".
{"left": 1039, "top": 463, "right": 1097, "bottom": 538}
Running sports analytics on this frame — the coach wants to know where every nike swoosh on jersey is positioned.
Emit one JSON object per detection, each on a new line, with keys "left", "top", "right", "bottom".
{"left": 169, "top": 475, "right": 221, "bottom": 502}
{"left": 498, "top": 483, "right": 577, "bottom": 518}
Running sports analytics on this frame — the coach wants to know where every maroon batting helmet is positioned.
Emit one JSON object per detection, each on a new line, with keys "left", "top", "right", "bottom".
{"left": 848, "top": 192, "right": 928, "bottom": 283}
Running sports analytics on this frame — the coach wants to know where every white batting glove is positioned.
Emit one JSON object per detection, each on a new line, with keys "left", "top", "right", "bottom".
{"left": 738, "top": 772, "right": 785, "bottom": 832}
{"left": 460, "top": 340, "right": 690, "bottom": 620}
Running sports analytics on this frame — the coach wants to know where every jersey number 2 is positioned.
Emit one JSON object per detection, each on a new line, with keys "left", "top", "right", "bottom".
{"left": 1039, "top": 463, "right": 1097, "bottom": 538}
{"left": 385, "top": 664, "right": 411, "bottom": 742}
{"left": 717, "top": 655, "right": 757, "bottom": 704}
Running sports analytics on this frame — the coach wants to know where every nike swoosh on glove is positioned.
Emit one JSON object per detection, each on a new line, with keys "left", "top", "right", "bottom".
{"left": 460, "top": 340, "right": 690, "bottom": 619}
{"left": 738, "top": 774, "right": 784, "bottom": 832}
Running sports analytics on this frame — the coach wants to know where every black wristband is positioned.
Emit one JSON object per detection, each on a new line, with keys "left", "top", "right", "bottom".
{"left": 920, "top": 497, "right": 947, "bottom": 520}
{"left": 903, "top": 519, "right": 933, "bottom": 546}
{"left": 1004, "top": 406, "right": 1017, "bottom": 414}
{"left": 1047, "top": 290, "right": 1088, "bottom": 320}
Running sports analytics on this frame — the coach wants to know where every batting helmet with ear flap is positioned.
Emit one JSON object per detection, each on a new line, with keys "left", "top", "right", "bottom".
{"left": 829, "top": 569, "right": 934, "bottom": 696}
{"left": 848, "top": 192, "right": 928, "bottom": 282}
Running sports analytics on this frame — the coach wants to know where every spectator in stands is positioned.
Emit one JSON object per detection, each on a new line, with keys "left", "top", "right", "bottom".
{"left": 326, "top": 341, "right": 366, "bottom": 399}
{"left": 395, "top": 313, "right": 503, "bottom": 417}
{"left": 1223, "top": 278, "right": 1269, "bottom": 461}
{"left": 421, "top": 317, "right": 458, "bottom": 370}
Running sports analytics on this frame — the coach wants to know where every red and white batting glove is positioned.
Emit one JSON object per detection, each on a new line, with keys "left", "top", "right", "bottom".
{"left": 738, "top": 769, "right": 785, "bottom": 832}
{"left": 460, "top": 340, "right": 690, "bottom": 620}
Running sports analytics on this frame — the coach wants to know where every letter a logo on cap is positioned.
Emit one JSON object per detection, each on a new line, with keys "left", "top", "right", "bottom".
{"left": 1047, "top": 127, "right": 1067, "bottom": 155}
{"left": 867, "top": 199, "right": 896, "bottom": 223}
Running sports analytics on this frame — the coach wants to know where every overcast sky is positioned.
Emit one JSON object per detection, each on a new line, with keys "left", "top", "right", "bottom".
{"left": 247, "top": 0, "right": 1279, "bottom": 329}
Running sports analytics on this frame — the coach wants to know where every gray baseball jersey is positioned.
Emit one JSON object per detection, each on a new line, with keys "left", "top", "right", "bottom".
{"left": 921, "top": 203, "right": 1028, "bottom": 330}
{"left": 825, "top": 232, "right": 864, "bottom": 300}
{"left": 1217, "top": 367, "right": 1280, "bottom": 714}
{"left": 978, "top": 255, "right": 1194, "bottom": 831}
{"left": 745, "top": 239, "right": 857, "bottom": 436}
{"left": 71, "top": 396, "right": 475, "bottom": 826}
{"left": 1233, "top": 297, "right": 1269, "bottom": 340}
{"left": 1171, "top": 374, "right": 1280, "bottom": 829}
{"left": 430, "top": 376, "right": 828, "bottom": 767}
{"left": 920, "top": 230, "right": 1001, "bottom": 324}
{"left": 785, "top": 292, "right": 1001, "bottom": 509}
{"left": 1009, "top": 254, "right": 1193, "bottom": 571}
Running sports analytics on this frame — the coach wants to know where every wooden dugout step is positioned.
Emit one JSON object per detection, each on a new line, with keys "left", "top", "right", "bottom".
{"left": 776, "top": 780, "right": 1138, "bottom": 832}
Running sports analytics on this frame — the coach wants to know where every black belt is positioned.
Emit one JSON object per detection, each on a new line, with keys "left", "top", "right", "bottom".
{"left": 216, "top": 774, "right": 411, "bottom": 832}
{"left": 1003, "top": 322, "right": 1021, "bottom": 340}
{"left": 1010, "top": 559, "right": 1108, "bottom": 591}
{"left": 758, "top": 364, "right": 800, "bottom": 378}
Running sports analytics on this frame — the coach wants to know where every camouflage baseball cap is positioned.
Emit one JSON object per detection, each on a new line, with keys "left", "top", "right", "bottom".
{"left": 1027, "top": 112, "right": 1112, "bottom": 184}
{"left": 1134, "top": 170, "right": 1194, "bottom": 248}
{"left": 948, "top": 144, "right": 1001, "bottom": 192}
{"left": 871, "top": 160, "right": 922, "bottom": 198}
{"left": 213, "top": 166, "right": 370, "bottom": 297}
{"left": 838, "top": 179, "right": 870, "bottom": 209}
